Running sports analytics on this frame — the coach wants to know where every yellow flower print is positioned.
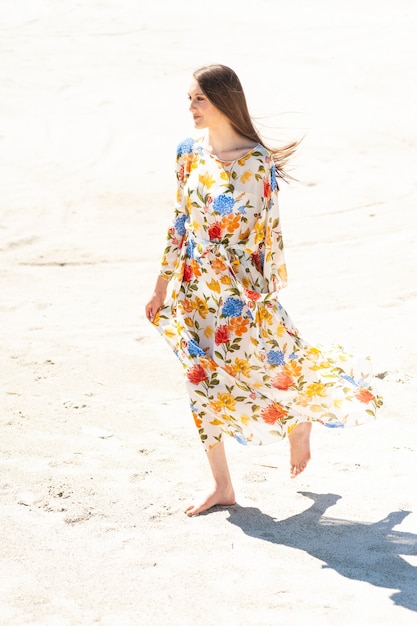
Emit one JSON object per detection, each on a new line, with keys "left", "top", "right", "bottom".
{"left": 240, "top": 170, "right": 252, "bottom": 184}
{"left": 189, "top": 153, "right": 199, "bottom": 171}
{"left": 234, "top": 358, "right": 251, "bottom": 377}
{"left": 192, "top": 296, "right": 209, "bottom": 319}
{"left": 237, "top": 154, "right": 252, "bottom": 167}
{"left": 206, "top": 278, "right": 221, "bottom": 293}
{"left": 204, "top": 326, "right": 214, "bottom": 339}
{"left": 305, "top": 382, "right": 328, "bottom": 398}
{"left": 310, "top": 404, "right": 324, "bottom": 412}
{"left": 254, "top": 220, "right": 265, "bottom": 244}
{"left": 217, "top": 392, "right": 236, "bottom": 411}
{"left": 220, "top": 275, "right": 232, "bottom": 285}
{"left": 220, "top": 170, "right": 230, "bottom": 181}
{"left": 184, "top": 316, "right": 194, "bottom": 327}
{"left": 307, "top": 347, "right": 321, "bottom": 358}
{"left": 239, "top": 228, "right": 251, "bottom": 241}
{"left": 277, "top": 322, "right": 285, "bottom": 337}
{"left": 277, "top": 264, "right": 288, "bottom": 283}
{"left": 199, "top": 173, "right": 215, "bottom": 188}
{"left": 311, "top": 360, "right": 331, "bottom": 371}
{"left": 294, "top": 394, "right": 310, "bottom": 407}
{"left": 256, "top": 306, "right": 273, "bottom": 326}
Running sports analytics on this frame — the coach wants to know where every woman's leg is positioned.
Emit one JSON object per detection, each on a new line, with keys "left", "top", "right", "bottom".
{"left": 184, "top": 441, "right": 236, "bottom": 516}
{"left": 288, "top": 422, "right": 312, "bottom": 478}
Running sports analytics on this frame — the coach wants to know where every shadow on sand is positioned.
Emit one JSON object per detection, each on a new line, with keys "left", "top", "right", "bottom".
{"left": 224, "top": 492, "right": 417, "bottom": 612}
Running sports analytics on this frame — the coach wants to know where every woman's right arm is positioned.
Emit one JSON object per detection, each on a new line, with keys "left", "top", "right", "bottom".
{"left": 144, "top": 138, "right": 194, "bottom": 322}
{"left": 145, "top": 274, "right": 168, "bottom": 322}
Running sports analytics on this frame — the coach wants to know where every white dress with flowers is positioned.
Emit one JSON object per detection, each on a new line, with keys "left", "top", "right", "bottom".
{"left": 152, "top": 137, "right": 382, "bottom": 451}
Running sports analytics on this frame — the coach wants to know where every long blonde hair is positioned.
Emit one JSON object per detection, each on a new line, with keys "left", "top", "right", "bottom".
{"left": 193, "top": 64, "right": 298, "bottom": 180}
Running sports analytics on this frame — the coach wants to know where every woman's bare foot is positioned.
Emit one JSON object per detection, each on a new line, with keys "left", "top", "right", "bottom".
{"left": 288, "top": 422, "right": 312, "bottom": 479}
{"left": 184, "top": 484, "right": 236, "bottom": 517}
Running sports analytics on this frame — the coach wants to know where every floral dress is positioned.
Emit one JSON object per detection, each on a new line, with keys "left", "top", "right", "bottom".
{"left": 151, "top": 137, "right": 382, "bottom": 451}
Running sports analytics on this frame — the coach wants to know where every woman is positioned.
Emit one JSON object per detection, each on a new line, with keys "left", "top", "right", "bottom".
{"left": 145, "top": 64, "right": 382, "bottom": 517}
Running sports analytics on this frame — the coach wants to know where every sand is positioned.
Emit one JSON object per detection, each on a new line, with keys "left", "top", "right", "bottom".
{"left": 1, "top": 1, "right": 416, "bottom": 624}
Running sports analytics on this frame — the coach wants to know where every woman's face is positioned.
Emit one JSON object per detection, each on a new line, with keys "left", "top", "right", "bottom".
{"left": 188, "top": 78, "right": 224, "bottom": 130}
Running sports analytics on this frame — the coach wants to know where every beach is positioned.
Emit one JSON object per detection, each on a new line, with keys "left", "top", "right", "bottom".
{"left": 1, "top": 1, "right": 417, "bottom": 624}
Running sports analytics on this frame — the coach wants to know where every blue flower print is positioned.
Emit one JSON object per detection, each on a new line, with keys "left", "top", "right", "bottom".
{"left": 340, "top": 374, "right": 358, "bottom": 386}
{"left": 175, "top": 214, "right": 187, "bottom": 236}
{"left": 213, "top": 194, "right": 235, "bottom": 216}
{"left": 235, "top": 432, "right": 248, "bottom": 445}
{"left": 222, "top": 297, "right": 244, "bottom": 318}
{"left": 176, "top": 137, "right": 194, "bottom": 156}
{"left": 188, "top": 339, "right": 206, "bottom": 357}
{"left": 271, "top": 164, "right": 279, "bottom": 192}
{"left": 267, "top": 350, "right": 285, "bottom": 366}
{"left": 186, "top": 238, "right": 195, "bottom": 258}
{"left": 237, "top": 205, "right": 247, "bottom": 215}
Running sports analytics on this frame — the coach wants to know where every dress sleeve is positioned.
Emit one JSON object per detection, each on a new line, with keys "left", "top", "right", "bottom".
{"left": 159, "top": 138, "right": 194, "bottom": 280}
{"left": 263, "top": 163, "right": 288, "bottom": 293}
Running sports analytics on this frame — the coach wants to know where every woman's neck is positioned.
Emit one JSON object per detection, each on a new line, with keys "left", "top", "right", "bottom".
{"left": 203, "top": 127, "right": 257, "bottom": 160}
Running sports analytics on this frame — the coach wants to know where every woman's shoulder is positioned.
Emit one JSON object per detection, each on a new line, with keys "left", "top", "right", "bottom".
{"left": 253, "top": 143, "right": 272, "bottom": 160}
{"left": 176, "top": 136, "right": 201, "bottom": 157}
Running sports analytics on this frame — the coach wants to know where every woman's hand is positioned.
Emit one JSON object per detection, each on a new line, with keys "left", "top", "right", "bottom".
{"left": 145, "top": 275, "right": 168, "bottom": 322}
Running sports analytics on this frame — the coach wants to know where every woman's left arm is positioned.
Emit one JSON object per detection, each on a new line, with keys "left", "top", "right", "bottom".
{"left": 263, "top": 163, "right": 288, "bottom": 294}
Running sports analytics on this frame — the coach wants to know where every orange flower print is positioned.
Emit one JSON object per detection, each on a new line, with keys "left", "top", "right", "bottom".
{"left": 199, "top": 357, "right": 218, "bottom": 372}
{"left": 271, "top": 371, "right": 295, "bottom": 390}
{"left": 284, "top": 361, "right": 302, "bottom": 377}
{"left": 192, "top": 412, "right": 202, "bottom": 429}
{"left": 222, "top": 213, "right": 240, "bottom": 232}
{"left": 186, "top": 364, "right": 208, "bottom": 385}
{"left": 261, "top": 403, "right": 288, "bottom": 424}
{"left": 190, "top": 259, "right": 202, "bottom": 278}
{"left": 228, "top": 316, "right": 249, "bottom": 337}
{"left": 224, "top": 363, "right": 237, "bottom": 377}
{"left": 215, "top": 325, "right": 230, "bottom": 345}
{"left": 263, "top": 177, "right": 271, "bottom": 198}
{"left": 354, "top": 388, "right": 375, "bottom": 403}
{"left": 211, "top": 257, "right": 227, "bottom": 274}
{"left": 178, "top": 298, "right": 193, "bottom": 314}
